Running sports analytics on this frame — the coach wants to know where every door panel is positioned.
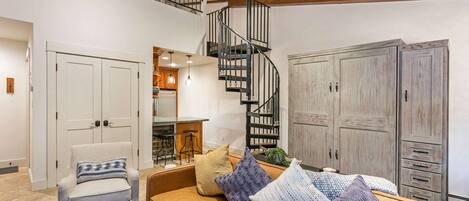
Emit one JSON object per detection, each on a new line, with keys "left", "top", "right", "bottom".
{"left": 401, "top": 48, "right": 444, "bottom": 144}
{"left": 333, "top": 47, "right": 397, "bottom": 182}
{"left": 288, "top": 55, "right": 334, "bottom": 168}
{"left": 57, "top": 54, "right": 102, "bottom": 180}
{"left": 290, "top": 124, "right": 330, "bottom": 168}
{"left": 102, "top": 59, "right": 139, "bottom": 167}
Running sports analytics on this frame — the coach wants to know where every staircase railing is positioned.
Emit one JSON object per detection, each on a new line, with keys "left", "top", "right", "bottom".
{"left": 216, "top": 1, "right": 280, "bottom": 149}
{"left": 158, "top": 0, "right": 203, "bottom": 13}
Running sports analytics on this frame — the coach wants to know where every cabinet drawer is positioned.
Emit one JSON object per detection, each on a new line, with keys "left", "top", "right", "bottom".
{"left": 401, "top": 168, "right": 441, "bottom": 192}
{"left": 400, "top": 185, "right": 441, "bottom": 201}
{"left": 401, "top": 159, "right": 442, "bottom": 174}
{"left": 401, "top": 141, "right": 443, "bottom": 163}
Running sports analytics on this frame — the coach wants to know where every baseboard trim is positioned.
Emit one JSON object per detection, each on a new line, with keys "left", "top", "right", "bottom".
{"left": 142, "top": 160, "right": 154, "bottom": 170}
{"left": 449, "top": 194, "right": 469, "bottom": 200}
{"left": 0, "top": 158, "right": 27, "bottom": 168}
{"left": 31, "top": 178, "right": 47, "bottom": 191}
{"left": 204, "top": 142, "right": 244, "bottom": 155}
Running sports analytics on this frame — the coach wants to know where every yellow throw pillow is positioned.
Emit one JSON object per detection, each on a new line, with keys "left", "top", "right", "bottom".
{"left": 194, "top": 144, "right": 233, "bottom": 196}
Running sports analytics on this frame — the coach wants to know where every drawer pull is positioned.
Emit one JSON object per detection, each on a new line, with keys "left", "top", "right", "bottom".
{"left": 412, "top": 149, "right": 430, "bottom": 155}
{"left": 412, "top": 164, "right": 430, "bottom": 169}
{"left": 412, "top": 195, "right": 429, "bottom": 201}
{"left": 412, "top": 177, "right": 430, "bottom": 183}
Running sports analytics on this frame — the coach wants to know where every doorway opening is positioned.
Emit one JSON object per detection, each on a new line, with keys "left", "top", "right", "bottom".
{"left": 0, "top": 17, "right": 33, "bottom": 174}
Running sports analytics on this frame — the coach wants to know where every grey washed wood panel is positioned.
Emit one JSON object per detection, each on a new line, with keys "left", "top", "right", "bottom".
{"left": 401, "top": 141, "right": 443, "bottom": 163}
{"left": 401, "top": 168, "right": 442, "bottom": 192}
{"left": 401, "top": 185, "right": 441, "bottom": 201}
{"left": 333, "top": 47, "right": 397, "bottom": 182}
{"left": 401, "top": 159, "right": 442, "bottom": 174}
{"left": 288, "top": 55, "right": 334, "bottom": 168}
{"left": 290, "top": 124, "right": 331, "bottom": 168}
{"left": 401, "top": 47, "right": 445, "bottom": 144}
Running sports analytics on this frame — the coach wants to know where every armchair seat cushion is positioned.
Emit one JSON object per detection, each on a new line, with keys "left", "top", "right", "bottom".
{"left": 69, "top": 178, "right": 131, "bottom": 201}
{"left": 151, "top": 186, "right": 226, "bottom": 201}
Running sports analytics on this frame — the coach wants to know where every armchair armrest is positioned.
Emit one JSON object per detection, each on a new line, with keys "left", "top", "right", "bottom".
{"left": 58, "top": 174, "right": 77, "bottom": 201}
{"left": 146, "top": 165, "right": 197, "bottom": 201}
{"left": 128, "top": 168, "right": 139, "bottom": 201}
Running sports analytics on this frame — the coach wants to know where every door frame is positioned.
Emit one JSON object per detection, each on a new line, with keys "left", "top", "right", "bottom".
{"left": 46, "top": 41, "right": 146, "bottom": 187}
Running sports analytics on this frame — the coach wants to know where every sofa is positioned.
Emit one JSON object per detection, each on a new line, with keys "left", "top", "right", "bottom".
{"left": 146, "top": 154, "right": 413, "bottom": 201}
{"left": 58, "top": 142, "right": 139, "bottom": 201}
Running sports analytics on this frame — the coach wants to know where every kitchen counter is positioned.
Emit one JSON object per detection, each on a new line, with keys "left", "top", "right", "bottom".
{"left": 153, "top": 116, "right": 209, "bottom": 125}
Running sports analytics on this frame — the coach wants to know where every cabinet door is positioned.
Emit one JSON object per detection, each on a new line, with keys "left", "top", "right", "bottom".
{"left": 288, "top": 55, "right": 334, "bottom": 168}
{"left": 401, "top": 47, "right": 446, "bottom": 144}
{"left": 333, "top": 47, "right": 397, "bottom": 182}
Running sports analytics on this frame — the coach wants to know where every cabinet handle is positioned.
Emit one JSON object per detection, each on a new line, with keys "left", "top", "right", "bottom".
{"left": 412, "top": 195, "right": 429, "bottom": 201}
{"left": 412, "top": 176, "right": 430, "bottom": 183}
{"left": 335, "top": 82, "right": 339, "bottom": 92}
{"left": 335, "top": 150, "right": 339, "bottom": 160}
{"left": 95, "top": 120, "right": 101, "bottom": 127}
{"left": 412, "top": 164, "right": 430, "bottom": 169}
{"left": 404, "top": 90, "right": 408, "bottom": 102}
{"left": 329, "top": 149, "right": 332, "bottom": 159}
{"left": 329, "top": 82, "right": 333, "bottom": 92}
{"left": 412, "top": 149, "right": 430, "bottom": 155}
{"left": 103, "top": 120, "right": 109, "bottom": 127}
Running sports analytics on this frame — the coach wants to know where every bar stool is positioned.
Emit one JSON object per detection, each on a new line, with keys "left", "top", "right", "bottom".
{"left": 179, "top": 129, "right": 201, "bottom": 165}
{"left": 153, "top": 132, "right": 175, "bottom": 166}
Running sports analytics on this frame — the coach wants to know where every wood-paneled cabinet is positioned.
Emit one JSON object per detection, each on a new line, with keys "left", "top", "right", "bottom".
{"left": 399, "top": 40, "right": 448, "bottom": 201}
{"left": 289, "top": 40, "right": 402, "bottom": 183}
{"left": 156, "top": 67, "right": 178, "bottom": 90}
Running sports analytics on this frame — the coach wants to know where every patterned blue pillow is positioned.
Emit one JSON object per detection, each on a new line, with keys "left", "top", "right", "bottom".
{"left": 306, "top": 171, "right": 397, "bottom": 200}
{"left": 215, "top": 147, "right": 271, "bottom": 201}
{"left": 249, "top": 159, "right": 329, "bottom": 201}
{"left": 333, "top": 176, "right": 379, "bottom": 201}
{"left": 76, "top": 158, "right": 127, "bottom": 184}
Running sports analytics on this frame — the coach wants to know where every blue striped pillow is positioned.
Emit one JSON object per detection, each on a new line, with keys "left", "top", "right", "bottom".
{"left": 76, "top": 158, "right": 127, "bottom": 184}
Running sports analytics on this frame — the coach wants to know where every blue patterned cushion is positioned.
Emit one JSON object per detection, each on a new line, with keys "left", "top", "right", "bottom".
{"left": 249, "top": 159, "right": 329, "bottom": 201}
{"left": 333, "top": 176, "right": 379, "bottom": 201}
{"left": 76, "top": 158, "right": 127, "bottom": 184}
{"left": 215, "top": 147, "right": 271, "bottom": 201}
{"left": 306, "top": 171, "right": 397, "bottom": 200}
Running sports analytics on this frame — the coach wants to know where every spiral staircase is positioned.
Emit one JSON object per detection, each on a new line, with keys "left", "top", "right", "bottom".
{"left": 207, "top": 1, "right": 280, "bottom": 149}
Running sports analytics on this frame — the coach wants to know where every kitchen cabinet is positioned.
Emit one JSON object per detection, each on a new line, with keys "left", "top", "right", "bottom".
{"left": 157, "top": 67, "right": 178, "bottom": 90}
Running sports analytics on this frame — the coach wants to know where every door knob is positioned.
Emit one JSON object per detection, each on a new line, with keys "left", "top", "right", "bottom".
{"left": 103, "top": 120, "right": 109, "bottom": 127}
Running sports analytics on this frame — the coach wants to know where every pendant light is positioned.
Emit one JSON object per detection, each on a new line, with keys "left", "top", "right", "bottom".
{"left": 185, "top": 55, "right": 192, "bottom": 86}
{"left": 167, "top": 51, "right": 176, "bottom": 84}
{"left": 168, "top": 51, "right": 176, "bottom": 67}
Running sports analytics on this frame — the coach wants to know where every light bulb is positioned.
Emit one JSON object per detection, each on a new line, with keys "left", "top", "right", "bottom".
{"left": 185, "top": 76, "right": 192, "bottom": 86}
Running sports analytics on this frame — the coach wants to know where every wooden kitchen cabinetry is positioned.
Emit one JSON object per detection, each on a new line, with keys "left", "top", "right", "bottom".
{"left": 156, "top": 67, "right": 178, "bottom": 90}
{"left": 175, "top": 122, "right": 203, "bottom": 160}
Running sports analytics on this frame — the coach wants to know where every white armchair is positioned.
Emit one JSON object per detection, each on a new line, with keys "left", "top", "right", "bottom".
{"left": 58, "top": 142, "right": 139, "bottom": 201}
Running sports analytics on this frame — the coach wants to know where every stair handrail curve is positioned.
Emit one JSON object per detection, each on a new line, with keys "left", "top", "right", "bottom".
{"left": 217, "top": 4, "right": 280, "bottom": 140}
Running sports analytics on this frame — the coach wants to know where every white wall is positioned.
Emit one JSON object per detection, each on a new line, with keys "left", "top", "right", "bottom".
{"left": 268, "top": 0, "right": 469, "bottom": 197}
{"left": 178, "top": 63, "right": 246, "bottom": 153}
{"left": 0, "top": 0, "right": 206, "bottom": 189}
{"left": 0, "top": 38, "right": 29, "bottom": 167}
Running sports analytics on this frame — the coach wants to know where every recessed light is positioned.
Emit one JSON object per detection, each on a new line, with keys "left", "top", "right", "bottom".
{"left": 186, "top": 60, "right": 193, "bottom": 64}
{"left": 170, "top": 63, "right": 177, "bottom": 67}
{"left": 161, "top": 56, "right": 169, "bottom": 60}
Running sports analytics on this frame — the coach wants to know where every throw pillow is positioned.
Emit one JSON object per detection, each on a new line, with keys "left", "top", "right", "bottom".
{"left": 215, "top": 147, "right": 272, "bottom": 201}
{"left": 194, "top": 144, "right": 233, "bottom": 196}
{"left": 249, "top": 159, "right": 329, "bottom": 201}
{"left": 76, "top": 157, "right": 127, "bottom": 184}
{"left": 333, "top": 176, "right": 379, "bottom": 201}
{"left": 306, "top": 171, "right": 398, "bottom": 200}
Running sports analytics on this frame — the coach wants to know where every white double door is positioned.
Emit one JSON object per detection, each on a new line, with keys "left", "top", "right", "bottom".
{"left": 56, "top": 54, "right": 139, "bottom": 180}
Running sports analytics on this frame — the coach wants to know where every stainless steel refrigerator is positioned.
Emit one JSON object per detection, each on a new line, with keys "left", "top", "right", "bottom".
{"left": 154, "top": 90, "right": 177, "bottom": 117}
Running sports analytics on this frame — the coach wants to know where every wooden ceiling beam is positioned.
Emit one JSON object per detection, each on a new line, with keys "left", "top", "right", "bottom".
{"left": 228, "top": 0, "right": 409, "bottom": 7}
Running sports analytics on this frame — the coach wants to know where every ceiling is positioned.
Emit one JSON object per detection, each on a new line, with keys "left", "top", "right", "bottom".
{"left": 157, "top": 48, "right": 217, "bottom": 68}
{"left": 0, "top": 17, "right": 32, "bottom": 42}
